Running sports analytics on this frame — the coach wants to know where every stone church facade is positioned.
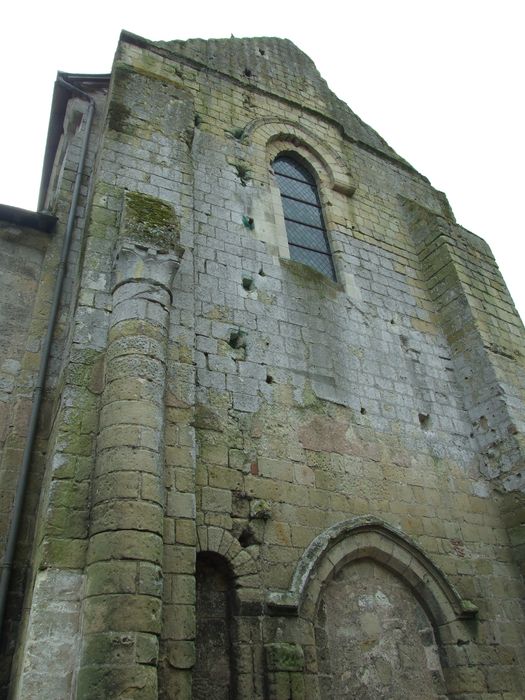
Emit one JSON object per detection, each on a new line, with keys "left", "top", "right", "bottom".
{"left": 1, "top": 31, "right": 524, "bottom": 699}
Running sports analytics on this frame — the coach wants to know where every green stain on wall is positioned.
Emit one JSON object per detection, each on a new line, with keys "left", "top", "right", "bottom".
{"left": 107, "top": 101, "right": 131, "bottom": 133}
{"left": 123, "top": 192, "right": 181, "bottom": 250}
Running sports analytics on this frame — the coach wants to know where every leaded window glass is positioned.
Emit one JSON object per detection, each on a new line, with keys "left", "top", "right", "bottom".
{"left": 273, "top": 155, "right": 336, "bottom": 280}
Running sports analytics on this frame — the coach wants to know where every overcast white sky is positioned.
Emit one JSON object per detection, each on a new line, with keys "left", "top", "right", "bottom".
{"left": 2, "top": 0, "right": 524, "bottom": 321}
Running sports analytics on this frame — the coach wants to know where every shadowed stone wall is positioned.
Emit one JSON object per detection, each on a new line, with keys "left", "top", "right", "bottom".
{"left": 0, "top": 210, "right": 54, "bottom": 691}
{"left": 192, "top": 553, "right": 234, "bottom": 699}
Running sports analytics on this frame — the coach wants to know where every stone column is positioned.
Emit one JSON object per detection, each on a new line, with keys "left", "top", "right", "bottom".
{"left": 77, "top": 241, "right": 180, "bottom": 699}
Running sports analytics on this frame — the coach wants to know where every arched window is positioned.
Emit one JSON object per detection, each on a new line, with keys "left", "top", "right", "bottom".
{"left": 273, "top": 155, "right": 336, "bottom": 281}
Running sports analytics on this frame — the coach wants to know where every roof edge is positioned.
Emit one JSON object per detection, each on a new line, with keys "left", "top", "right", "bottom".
{"left": 117, "top": 31, "right": 425, "bottom": 182}
{"left": 37, "top": 72, "right": 110, "bottom": 212}
{"left": 0, "top": 203, "right": 57, "bottom": 233}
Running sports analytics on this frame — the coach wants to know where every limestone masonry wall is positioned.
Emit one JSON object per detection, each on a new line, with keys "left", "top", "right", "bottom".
{"left": 1, "top": 31, "right": 525, "bottom": 699}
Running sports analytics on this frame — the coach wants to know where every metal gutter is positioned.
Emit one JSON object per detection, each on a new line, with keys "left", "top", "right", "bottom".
{"left": 0, "top": 78, "right": 95, "bottom": 634}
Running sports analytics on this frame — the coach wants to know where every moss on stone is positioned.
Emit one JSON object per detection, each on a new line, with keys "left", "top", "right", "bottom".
{"left": 234, "top": 164, "right": 250, "bottom": 186}
{"left": 126, "top": 192, "right": 173, "bottom": 228}
{"left": 265, "top": 642, "right": 304, "bottom": 672}
{"left": 41, "top": 537, "right": 88, "bottom": 569}
{"left": 123, "top": 192, "right": 180, "bottom": 250}
{"left": 48, "top": 480, "right": 90, "bottom": 510}
{"left": 108, "top": 101, "right": 131, "bottom": 133}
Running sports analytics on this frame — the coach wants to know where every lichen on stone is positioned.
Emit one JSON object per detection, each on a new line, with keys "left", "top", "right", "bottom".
{"left": 122, "top": 192, "right": 181, "bottom": 251}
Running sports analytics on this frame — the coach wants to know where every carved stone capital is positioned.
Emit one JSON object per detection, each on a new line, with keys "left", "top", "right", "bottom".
{"left": 111, "top": 239, "right": 183, "bottom": 296}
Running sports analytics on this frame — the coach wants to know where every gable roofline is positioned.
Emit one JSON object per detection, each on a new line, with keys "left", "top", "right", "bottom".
{"left": 118, "top": 31, "right": 425, "bottom": 182}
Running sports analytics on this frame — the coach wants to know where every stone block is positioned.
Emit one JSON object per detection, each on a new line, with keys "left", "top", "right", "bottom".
{"left": 137, "top": 562, "right": 163, "bottom": 597}
{"left": 162, "top": 604, "right": 196, "bottom": 641}
{"left": 82, "top": 594, "right": 162, "bottom": 634}
{"left": 208, "top": 464, "right": 243, "bottom": 490}
{"left": 199, "top": 443, "right": 229, "bottom": 466}
{"left": 130, "top": 634, "right": 159, "bottom": 669}
{"left": 201, "top": 486, "right": 232, "bottom": 513}
{"left": 98, "top": 423, "right": 159, "bottom": 451}
{"left": 259, "top": 457, "right": 294, "bottom": 483}
{"left": 167, "top": 491, "right": 196, "bottom": 519}
{"left": 165, "top": 640, "right": 196, "bottom": 669}
{"left": 165, "top": 445, "right": 194, "bottom": 469}
{"left": 88, "top": 531, "right": 163, "bottom": 565}
{"left": 99, "top": 400, "right": 163, "bottom": 431}
{"left": 81, "top": 631, "right": 137, "bottom": 666}
{"left": 76, "top": 664, "right": 158, "bottom": 700}
{"left": 85, "top": 561, "right": 137, "bottom": 596}
{"left": 97, "top": 446, "right": 160, "bottom": 475}
{"left": 164, "top": 544, "right": 196, "bottom": 574}
{"left": 171, "top": 574, "right": 196, "bottom": 605}
{"left": 40, "top": 537, "right": 88, "bottom": 569}
{"left": 175, "top": 520, "right": 197, "bottom": 546}
{"left": 91, "top": 500, "right": 163, "bottom": 535}
{"left": 92, "top": 472, "right": 141, "bottom": 504}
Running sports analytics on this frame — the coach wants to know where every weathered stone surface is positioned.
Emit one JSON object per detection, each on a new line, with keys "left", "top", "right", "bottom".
{"left": 3, "top": 30, "right": 525, "bottom": 700}
{"left": 88, "top": 530, "right": 163, "bottom": 564}
{"left": 13, "top": 570, "right": 84, "bottom": 700}
{"left": 76, "top": 664, "right": 158, "bottom": 700}
{"left": 265, "top": 642, "right": 305, "bottom": 672}
{"left": 315, "top": 559, "right": 446, "bottom": 698}
{"left": 83, "top": 594, "right": 162, "bottom": 634}
{"left": 192, "top": 555, "right": 233, "bottom": 699}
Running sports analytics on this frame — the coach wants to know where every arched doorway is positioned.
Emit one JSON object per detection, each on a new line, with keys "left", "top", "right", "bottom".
{"left": 192, "top": 552, "right": 235, "bottom": 699}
